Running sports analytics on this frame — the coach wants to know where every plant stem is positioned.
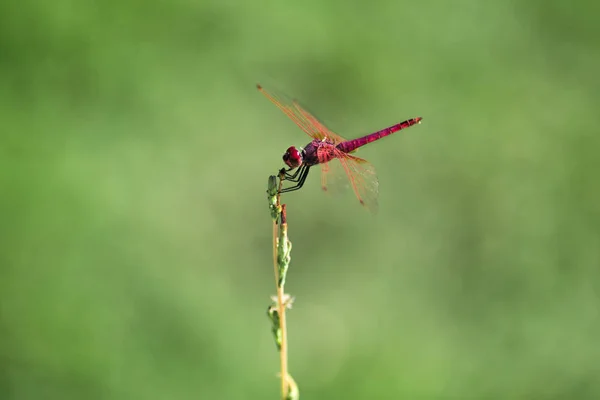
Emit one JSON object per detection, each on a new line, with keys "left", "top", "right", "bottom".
{"left": 272, "top": 177, "right": 289, "bottom": 399}
{"left": 272, "top": 222, "right": 288, "bottom": 399}
{"left": 268, "top": 172, "right": 297, "bottom": 400}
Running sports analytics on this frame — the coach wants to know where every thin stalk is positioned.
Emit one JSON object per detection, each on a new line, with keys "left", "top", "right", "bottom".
{"left": 274, "top": 213, "right": 288, "bottom": 399}
{"left": 267, "top": 173, "right": 298, "bottom": 400}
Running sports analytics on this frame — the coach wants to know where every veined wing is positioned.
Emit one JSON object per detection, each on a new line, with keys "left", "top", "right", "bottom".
{"left": 257, "top": 84, "right": 348, "bottom": 144}
{"left": 320, "top": 149, "right": 380, "bottom": 213}
{"left": 293, "top": 101, "right": 347, "bottom": 145}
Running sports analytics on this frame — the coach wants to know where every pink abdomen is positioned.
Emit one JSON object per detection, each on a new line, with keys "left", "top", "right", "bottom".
{"left": 337, "top": 117, "right": 422, "bottom": 154}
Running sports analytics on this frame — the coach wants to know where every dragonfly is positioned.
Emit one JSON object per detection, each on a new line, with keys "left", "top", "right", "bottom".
{"left": 258, "top": 84, "right": 422, "bottom": 213}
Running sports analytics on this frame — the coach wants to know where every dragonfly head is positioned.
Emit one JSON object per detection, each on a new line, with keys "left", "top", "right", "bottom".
{"left": 283, "top": 146, "right": 303, "bottom": 169}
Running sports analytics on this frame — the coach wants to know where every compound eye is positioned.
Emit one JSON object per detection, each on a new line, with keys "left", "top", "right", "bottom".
{"left": 283, "top": 146, "right": 302, "bottom": 168}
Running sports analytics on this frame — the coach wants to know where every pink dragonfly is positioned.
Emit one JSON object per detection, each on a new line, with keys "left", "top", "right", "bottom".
{"left": 258, "top": 84, "right": 422, "bottom": 212}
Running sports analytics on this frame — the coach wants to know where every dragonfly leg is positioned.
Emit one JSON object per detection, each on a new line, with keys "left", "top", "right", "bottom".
{"left": 280, "top": 166, "right": 310, "bottom": 193}
{"left": 283, "top": 165, "right": 307, "bottom": 182}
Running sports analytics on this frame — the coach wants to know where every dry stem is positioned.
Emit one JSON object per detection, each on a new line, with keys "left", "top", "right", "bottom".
{"left": 272, "top": 175, "right": 289, "bottom": 399}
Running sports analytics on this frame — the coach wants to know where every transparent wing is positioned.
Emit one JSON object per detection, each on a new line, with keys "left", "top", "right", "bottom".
{"left": 320, "top": 149, "right": 380, "bottom": 213}
{"left": 319, "top": 159, "right": 348, "bottom": 194}
{"left": 257, "top": 84, "right": 348, "bottom": 144}
{"left": 293, "top": 101, "right": 348, "bottom": 145}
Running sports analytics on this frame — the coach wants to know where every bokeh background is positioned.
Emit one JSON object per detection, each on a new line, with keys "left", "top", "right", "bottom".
{"left": 2, "top": 0, "right": 599, "bottom": 399}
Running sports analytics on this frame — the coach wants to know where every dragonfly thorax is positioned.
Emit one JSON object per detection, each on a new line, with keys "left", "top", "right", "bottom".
{"left": 283, "top": 146, "right": 303, "bottom": 169}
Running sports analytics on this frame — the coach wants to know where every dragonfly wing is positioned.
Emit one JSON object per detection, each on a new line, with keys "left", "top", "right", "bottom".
{"left": 320, "top": 150, "right": 380, "bottom": 213}
{"left": 257, "top": 84, "right": 319, "bottom": 138}
{"left": 293, "top": 100, "right": 348, "bottom": 145}
{"left": 320, "top": 158, "right": 349, "bottom": 194}
{"left": 257, "top": 84, "right": 349, "bottom": 143}
{"left": 317, "top": 144, "right": 350, "bottom": 194}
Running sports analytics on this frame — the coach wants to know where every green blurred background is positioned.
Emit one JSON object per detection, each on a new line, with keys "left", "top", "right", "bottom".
{"left": 1, "top": 0, "right": 599, "bottom": 398}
